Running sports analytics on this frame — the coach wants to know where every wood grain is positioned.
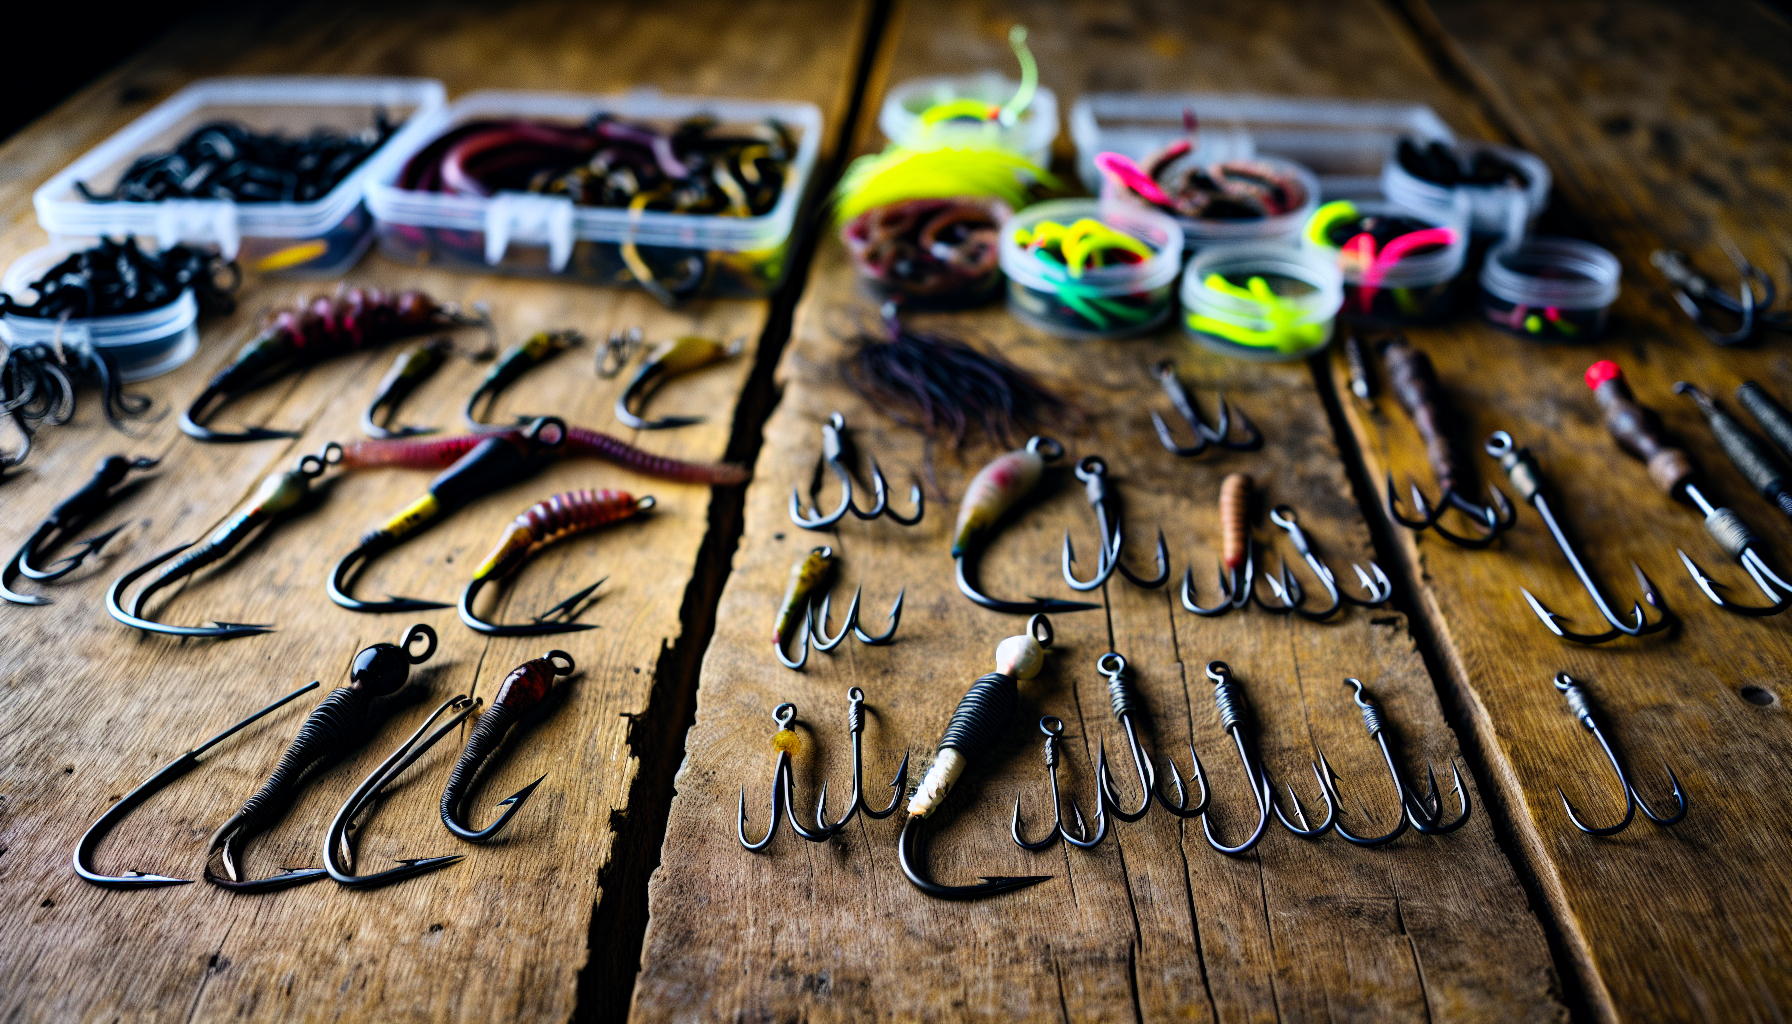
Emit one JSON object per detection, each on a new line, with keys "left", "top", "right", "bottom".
{"left": 0, "top": 3, "right": 869, "bottom": 1022}
{"left": 631, "top": 3, "right": 1562, "bottom": 1020}
{"left": 1326, "top": 2, "right": 1792, "bottom": 1020}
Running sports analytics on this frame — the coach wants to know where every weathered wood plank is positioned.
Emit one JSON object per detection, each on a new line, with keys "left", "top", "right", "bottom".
{"left": 1324, "top": 2, "right": 1792, "bottom": 1020}
{"left": 632, "top": 4, "right": 1562, "bottom": 1020}
{"left": 0, "top": 3, "right": 870, "bottom": 1022}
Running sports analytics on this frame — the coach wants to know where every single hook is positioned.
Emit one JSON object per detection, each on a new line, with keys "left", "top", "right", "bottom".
{"left": 1012, "top": 717, "right": 1108, "bottom": 849}
{"left": 458, "top": 489, "right": 654, "bottom": 635}
{"left": 73, "top": 681, "right": 319, "bottom": 888}
{"left": 814, "top": 687, "right": 910, "bottom": 833}
{"left": 324, "top": 695, "right": 475, "bottom": 888}
{"left": 1486, "top": 431, "right": 1671, "bottom": 644}
{"left": 1670, "top": 383, "right": 1792, "bottom": 615}
{"left": 107, "top": 444, "right": 341, "bottom": 639}
{"left": 442, "top": 650, "right": 573, "bottom": 841}
{"left": 465, "top": 330, "right": 581, "bottom": 428}
{"left": 206, "top": 625, "right": 438, "bottom": 892}
{"left": 614, "top": 335, "right": 742, "bottom": 430}
{"left": 1201, "top": 662, "right": 1273, "bottom": 855}
{"left": 1550, "top": 673, "right": 1688, "bottom": 835}
{"left": 1150, "top": 361, "right": 1262, "bottom": 457}
{"left": 3, "top": 454, "right": 157, "bottom": 606}
{"left": 362, "top": 337, "right": 453, "bottom": 439}
{"left": 903, "top": 615, "right": 1055, "bottom": 899}
{"left": 737, "top": 703, "right": 838, "bottom": 849}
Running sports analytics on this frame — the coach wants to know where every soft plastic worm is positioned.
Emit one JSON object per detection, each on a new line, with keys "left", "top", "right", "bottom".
{"left": 475, "top": 490, "right": 651, "bottom": 583}
{"left": 341, "top": 426, "right": 749, "bottom": 485}
{"left": 1218, "top": 472, "right": 1251, "bottom": 572}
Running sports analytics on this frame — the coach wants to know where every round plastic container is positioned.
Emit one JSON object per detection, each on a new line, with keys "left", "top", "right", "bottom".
{"left": 1302, "top": 193, "right": 1469, "bottom": 325}
{"left": 1479, "top": 236, "right": 1620, "bottom": 341}
{"left": 1382, "top": 140, "right": 1550, "bottom": 237}
{"left": 1001, "top": 199, "right": 1182, "bottom": 340}
{"left": 0, "top": 246, "right": 199, "bottom": 381}
{"left": 1101, "top": 155, "right": 1319, "bottom": 260}
{"left": 1181, "top": 242, "right": 1343, "bottom": 361}
{"left": 879, "top": 74, "right": 1060, "bottom": 167}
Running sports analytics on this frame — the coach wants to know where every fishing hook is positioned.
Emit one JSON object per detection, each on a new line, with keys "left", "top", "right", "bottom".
{"left": 1254, "top": 506, "right": 1392, "bottom": 619}
{"left": 737, "top": 702, "right": 839, "bottom": 849}
{"left": 107, "top": 443, "right": 341, "bottom": 639}
{"left": 1011, "top": 717, "right": 1108, "bottom": 850}
{"left": 615, "top": 334, "right": 743, "bottom": 430}
{"left": 1061, "top": 456, "right": 1169, "bottom": 592}
{"left": 1200, "top": 662, "right": 1274, "bottom": 855}
{"left": 901, "top": 614, "right": 1055, "bottom": 899}
{"left": 441, "top": 650, "right": 572, "bottom": 842}
{"left": 1380, "top": 338, "right": 1516, "bottom": 548}
{"left": 465, "top": 330, "right": 581, "bottom": 428}
{"left": 1328, "top": 680, "right": 1410, "bottom": 846}
{"left": 458, "top": 489, "right": 654, "bottom": 635}
{"left": 954, "top": 436, "right": 1099, "bottom": 615}
{"left": 772, "top": 546, "right": 906, "bottom": 668}
{"left": 3, "top": 454, "right": 157, "bottom": 606}
{"left": 1486, "top": 431, "right": 1671, "bottom": 644}
{"left": 813, "top": 687, "right": 910, "bottom": 833}
{"left": 331, "top": 416, "right": 567, "bottom": 613}
{"left": 1670, "top": 384, "right": 1792, "bottom": 615}
{"left": 362, "top": 337, "right": 454, "bottom": 439}
{"left": 595, "top": 326, "right": 644, "bottom": 380}
{"left": 1549, "top": 673, "right": 1688, "bottom": 835}
{"left": 1096, "top": 652, "right": 1208, "bottom": 822}
{"left": 206, "top": 624, "right": 438, "bottom": 892}
{"left": 323, "top": 694, "right": 475, "bottom": 888}
{"left": 1652, "top": 245, "right": 1787, "bottom": 347}
{"left": 73, "top": 681, "right": 320, "bottom": 888}
{"left": 1181, "top": 473, "right": 1257, "bottom": 616}
{"left": 1150, "top": 361, "right": 1262, "bottom": 457}
{"left": 789, "top": 412, "right": 922, "bottom": 530}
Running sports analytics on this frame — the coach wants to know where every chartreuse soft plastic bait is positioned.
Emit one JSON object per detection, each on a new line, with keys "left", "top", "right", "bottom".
{"left": 1187, "top": 274, "right": 1328, "bottom": 355}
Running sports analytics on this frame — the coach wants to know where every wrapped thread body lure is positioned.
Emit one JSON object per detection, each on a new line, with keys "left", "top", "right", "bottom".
{"left": 330, "top": 417, "right": 566, "bottom": 613}
{"left": 340, "top": 424, "right": 749, "bottom": 485}
{"left": 440, "top": 651, "right": 574, "bottom": 841}
{"left": 616, "top": 335, "right": 742, "bottom": 430}
{"left": 953, "top": 436, "right": 1097, "bottom": 614}
{"left": 108, "top": 444, "right": 342, "bottom": 639}
{"left": 3, "top": 454, "right": 158, "bottom": 606}
{"left": 460, "top": 489, "right": 655, "bottom": 635}
{"left": 182, "top": 288, "right": 490, "bottom": 442}
{"left": 205, "top": 625, "right": 440, "bottom": 892}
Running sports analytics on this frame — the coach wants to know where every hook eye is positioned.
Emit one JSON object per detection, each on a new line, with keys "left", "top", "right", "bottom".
{"left": 636, "top": 495, "right": 657, "bottom": 512}
{"left": 1039, "top": 716, "right": 1065, "bottom": 737}
{"left": 546, "top": 650, "right": 576, "bottom": 675}
{"left": 1269, "top": 505, "right": 1298, "bottom": 529}
{"left": 1205, "top": 660, "right": 1231, "bottom": 684}
{"left": 1153, "top": 360, "right": 1176, "bottom": 381}
{"left": 774, "top": 702, "right": 797, "bottom": 729}
{"left": 813, "top": 545, "right": 833, "bottom": 559}
{"left": 1553, "top": 672, "right": 1577, "bottom": 693}
{"left": 1098, "top": 652, "right": 1126, "bottom": 678}
{"left": 1485, "top": 431, "right": 1514, "bottom": 458}
{"left": 1075, "top": 455, "right": 1107, "bottom": 481}
{"left": 827, "top": 412, "right": 846, "bottom": 431}
{"left": 1345, "top": 677, "right": 1371, "bottom": 707}
{"left": 1026, "top": 436, "right": 1065, "bottom": 461}
{"left": 847, "top": 685, "right": 865, "bottom": 702}
{"left": 402, "top": 623, "right": 438, "bottom": 664}
{"left": 1027, "top": 613, "right": 1054, "bottom": 648}
{"left": 525, "top": 416, "right": 568, "bottom": 447}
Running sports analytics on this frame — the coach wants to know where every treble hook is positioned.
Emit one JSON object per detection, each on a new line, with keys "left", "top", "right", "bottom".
{"left": 1096, "top": 652, "right": 1207, "bottom": 822}
{"left": 1255, "top": 506, "right": 1392, "bottom": 619}
{"left": 790, "top": 413, "right": 923, "bottom": 530}
{"left": 774, "top": 546, "right": 903, "bottom": 667}
{"left": 1381, "top": 338, "right": 1516, "bottom": 548}
{"left": 73, "top": 681, "right": 319, "bottom": 888}
{"left": 738, "top": 703, "right": 839, "bottom": 849}
{"left": 440, "top": 650, "right": 571, "bottom": 842}
{"left": 814, "top": 687, "right": 910, "bottom": 833}
{"left": 811, "top": 584, "right": 906, "bottom": 650}
{"left": 1012, "top": 717, "right": 1108, "bottom": 849}
{"left": 323, "top": 694, "right": 476, "bottom": 888}
{"left": 1200, "top": 662, "right": 1274, "bottom": 855}
{"left": 1550, "top": 673, "right": 1688, "bottom": 835}
{"left": 1061, "top": 456, "right": 1169, "bottom": 592}
{"left": 1652, "top": 244, "right": 1787, "bottom": 347}
{"left": 955, "top": 436, "right": 1099, "bottom": 615}
{"left": 108, "top": 444, "right": 341, "bottom": 640}
{"left": 1486, "top": 431, "right": 1671, "bottom": 644}
{"left": 1150, "top": 361, "right": 1262, "bottom": 457}
{"left": 3, "top": 454, "right": 157, "bottom": 606}
{"left": 458, "top": 489, "right": 653, "bottom": 635}
{"left": 206, "top": 624, "right": 438, "bottom": 892}
{"left": 902, "top": 614, "right": 1055, "bottom": 899}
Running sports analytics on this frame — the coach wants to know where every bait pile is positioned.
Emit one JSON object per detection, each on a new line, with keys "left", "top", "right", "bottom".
{"left": 1396, "top": 138, "right": 1530, "bottom": 190}
{"left": 843, "top": 197, "right": 1008, "bottom": 305}
{"left": 79, "top": 116, "right": 396, "bottom": 204}
{"left": 3, "top": 237, "right": 237, "bottom": 320}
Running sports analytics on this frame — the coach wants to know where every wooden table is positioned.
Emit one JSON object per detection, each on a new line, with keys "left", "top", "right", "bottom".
{"left": 1, "top": 1, "right": 1787, "bottom": 1021}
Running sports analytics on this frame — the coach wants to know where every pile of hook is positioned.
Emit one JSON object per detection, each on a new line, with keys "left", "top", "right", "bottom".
{"left": 79, "top": 116, "right": 396, "bottom": 204}
{"left": 3, "top": 237, "right": 238, "bottom": 320}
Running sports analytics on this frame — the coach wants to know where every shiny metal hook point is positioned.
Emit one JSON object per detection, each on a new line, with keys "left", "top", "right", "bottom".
{"left": 1550, "top": 673, "right": 1687, "bottom": 836}
{"left": 814, "top": 687, "right": 910, "bottom": 834}
{"left": 324, "top": 695, "right": 475, "bottom": 889}
{"left": 1012, "top": 716, "right": 1108, "bottom": 850}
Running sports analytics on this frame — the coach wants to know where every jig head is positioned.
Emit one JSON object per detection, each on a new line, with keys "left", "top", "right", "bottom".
{"left": 465, "top": 330, "right": 581, "bottom": 428}
{"left": 954, "top": 436, "right": 1099, "bottom": 615}
{"left": 362, "top": 337, "right": 455, "bottom": 439}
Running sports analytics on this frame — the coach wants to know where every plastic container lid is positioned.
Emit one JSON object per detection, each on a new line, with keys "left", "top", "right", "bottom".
{"left": 1181, "top": 242, "right": 1343, "bottom": 362}
{"left": 33, "top": 76, "right": 446, "bottom": 260}
{"left": 1303, "top": 192, "right": 1469, "bottom": 290}
{"left": 2, "top": 247, "right": 198, "bottom": 382}
{"left": 1480, "top": 236, "right": 1620, "bottom": 311}
{"left": 1071, "top": 93, "right": 1454, "bottom": 201}
{"left": 1000, "top": 198, "right": 1183, "bottom": 300}
{"left": 1381, "top": 141, "right": 1551, "bottom": 236}
{"left": 878, "top": 75, "right": 1060, "bottom": 167}
{"left": 365, "top": 89, "right": 822, "bottom": 272}
{"left": 1100, "top": 155, "right": 1320, "bottom": 255}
